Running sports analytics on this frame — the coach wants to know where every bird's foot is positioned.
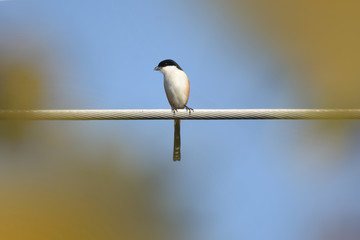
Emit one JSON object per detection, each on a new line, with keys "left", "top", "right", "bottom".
{"left": 172, "top": 108, "right": 178, "bottom": 114}
{"left": 185, "top": 105, "right": 194, "bottom": 114}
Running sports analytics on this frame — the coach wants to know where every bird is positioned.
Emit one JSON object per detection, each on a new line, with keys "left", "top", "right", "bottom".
{"left": 154, "top": 59, "right": 193, "bottom": 161}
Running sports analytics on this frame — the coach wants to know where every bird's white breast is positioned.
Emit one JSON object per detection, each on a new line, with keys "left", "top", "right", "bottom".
{"left": 161, "top": 66, "right": 189, "bottom": 109}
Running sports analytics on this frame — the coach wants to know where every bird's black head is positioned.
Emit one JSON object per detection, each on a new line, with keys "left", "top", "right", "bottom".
{"left": 154, "top": 59, "right": 183, "bottom": 71}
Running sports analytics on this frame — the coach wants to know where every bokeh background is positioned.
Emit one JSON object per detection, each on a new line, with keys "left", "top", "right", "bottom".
{"left": 1, "top": 1, "right": 360, "bottom": 239}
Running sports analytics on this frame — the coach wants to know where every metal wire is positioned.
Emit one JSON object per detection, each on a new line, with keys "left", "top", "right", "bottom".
{"left": 0, "top": 109, "right": 360, "bottom": 120}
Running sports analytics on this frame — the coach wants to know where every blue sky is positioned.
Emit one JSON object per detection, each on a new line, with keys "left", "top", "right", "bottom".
{"left": 1, "top": 1, "right": 360, "bottom": 240}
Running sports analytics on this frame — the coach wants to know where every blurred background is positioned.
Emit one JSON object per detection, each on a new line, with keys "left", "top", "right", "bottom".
{"left": 1, "top": 0, "right": 360, "bottom": 239}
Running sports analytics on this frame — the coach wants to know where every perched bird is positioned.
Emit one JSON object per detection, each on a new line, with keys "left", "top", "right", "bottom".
{"left": 154, "top": 59, "right": 193, "bottom": 161}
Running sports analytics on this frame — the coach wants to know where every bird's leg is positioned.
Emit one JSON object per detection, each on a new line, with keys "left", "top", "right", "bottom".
{"left": 172, "top": 108, "right": 178, "bottom": 114}
{"left": 185, "top": 105, "right": 194, "bottom": 114}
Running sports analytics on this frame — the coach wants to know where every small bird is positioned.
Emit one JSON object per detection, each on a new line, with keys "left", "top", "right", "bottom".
{"left": 154, "top": 59, "right": 193, "bottom": 161}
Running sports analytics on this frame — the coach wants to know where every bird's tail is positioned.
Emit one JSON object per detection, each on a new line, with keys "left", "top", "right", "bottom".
{"left": 173, "top": 119, "right": 181, "bottom": 161}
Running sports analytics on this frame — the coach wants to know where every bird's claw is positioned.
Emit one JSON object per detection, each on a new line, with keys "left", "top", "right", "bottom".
{"left": 185, "top": 105, "right": 194, "bottom": 114}
{"left": 172, "top": 108, "right": 178, "bottom": 114}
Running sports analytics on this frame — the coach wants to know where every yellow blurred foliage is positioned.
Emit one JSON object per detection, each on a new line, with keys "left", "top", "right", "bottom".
{"left": 0, "top": 158, "right": 173, "bottom": 240}
{"left": 0, "top": 61, "right": 44, "bottom": 140}
{"left": 0, "top": 63, "right": 43, "bottom": 110}
{"left": 226, "top": 0, "right": 360, "bottom": 107}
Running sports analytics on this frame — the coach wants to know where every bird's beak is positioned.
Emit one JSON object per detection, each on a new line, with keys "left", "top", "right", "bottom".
{"left": 154, "top": 66, "right": 160, "bottom": 71}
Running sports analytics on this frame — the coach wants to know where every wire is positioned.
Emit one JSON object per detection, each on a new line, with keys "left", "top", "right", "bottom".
{"left": 0, "top": 109, "right": 360, "bottom": 120}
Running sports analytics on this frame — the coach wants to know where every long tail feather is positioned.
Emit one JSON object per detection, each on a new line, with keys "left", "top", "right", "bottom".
{"left": 173, "top": 119, "right": 181, "bottom": 161}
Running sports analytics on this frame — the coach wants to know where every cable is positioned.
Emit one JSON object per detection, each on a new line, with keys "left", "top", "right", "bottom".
{"left": 0, "top": 109, "right": 360, "bottom": 120}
